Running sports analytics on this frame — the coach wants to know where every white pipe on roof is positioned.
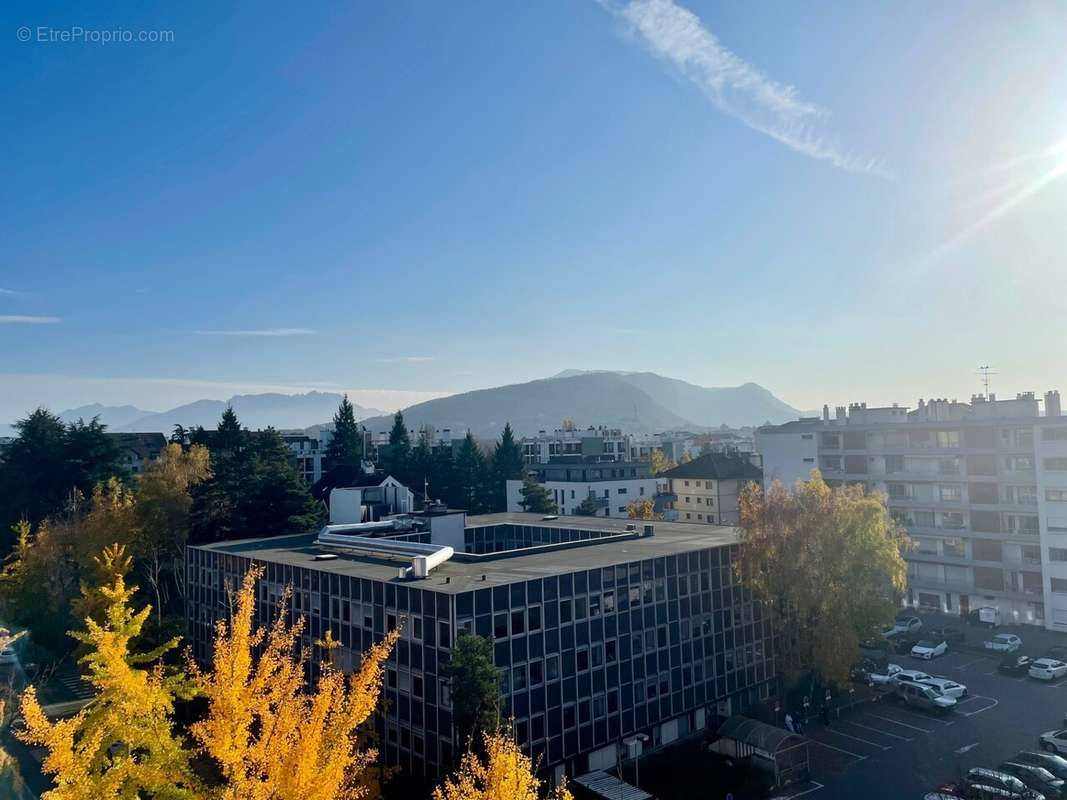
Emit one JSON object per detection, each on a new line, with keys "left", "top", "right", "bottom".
{"left": 315, "top": 526, "right": 454, "bottom": 579}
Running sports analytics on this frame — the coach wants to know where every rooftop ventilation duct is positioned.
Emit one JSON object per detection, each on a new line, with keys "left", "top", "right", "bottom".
{"left": 315, "top": 524, "right": 454, "bottom": 579}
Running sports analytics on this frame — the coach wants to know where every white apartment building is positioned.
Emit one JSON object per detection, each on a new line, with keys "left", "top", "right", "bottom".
{"left": 519, "top": 427, "right": 633, "bottom": 465}
{"left": 758, "top": 390, "right": 1067, "bottom": 630}
{"left": 505, "top": 458, "right": 662, "bottom": 518}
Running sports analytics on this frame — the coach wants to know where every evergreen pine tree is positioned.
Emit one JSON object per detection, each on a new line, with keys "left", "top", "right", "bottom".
{"left": 518, "top": 474, "right": 557, "bottom": 514}
{"left": 490, "top": 422, "right": 524, "bottom": 512}
{"left": 214, "top": 406, "right": 245, "bottom": 452}
{"left": 573, "top": 495, "right": 600, "bottom": 516}
{"left": 454, "top": 432, "right": 491, "bottom": 514}
{"left": 386, "top": 410, "right": 412, "bottom": 482}
{"left": 325, "top": 394, "right": 363, "bottom": 470}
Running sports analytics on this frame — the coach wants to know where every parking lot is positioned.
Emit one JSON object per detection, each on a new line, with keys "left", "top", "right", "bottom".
{"left": 782, "top": 647, "right": 1067, "bottom": 799}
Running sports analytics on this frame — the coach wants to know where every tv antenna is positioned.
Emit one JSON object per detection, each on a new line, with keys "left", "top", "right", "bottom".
{"left": 976, "top": 365, "right": 998, "bottom": 397}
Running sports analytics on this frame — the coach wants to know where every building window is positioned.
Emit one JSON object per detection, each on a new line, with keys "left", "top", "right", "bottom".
{"left": 1043, "top": 427, "right": 1067, "bottom": 441}
{"left": 1050, "top": 549, "right": 1067, "bottom": 562}
{"left": 618, "top": 488, "right": 627, "bottom": 494}
{"left": 1046, "top": 459, "right": 1067, "bottom": 471}
{"left": 1052, "top": 578, "right": 1067, "bottom": 594}
{"left": 1048, "top": 489, "right": 1067, "bottom": 502}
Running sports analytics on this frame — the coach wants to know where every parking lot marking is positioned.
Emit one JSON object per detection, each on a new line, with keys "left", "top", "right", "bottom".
{"left": 780, "top": 780, "right": 824, "bottom": 799}
{"left": 820, "top": 728, "right": 892, "bottom": 751}
{"left": 842, "top": 720, "right": 912, "bottom": 742}
{"left": 955, "top": 696, "right": 998, "bottom": 717}
{"left": 864, "top": 712, "right": 935, "bottom": 734}
{"left": 807, "top": 737, "right": 868, "bottom": 761}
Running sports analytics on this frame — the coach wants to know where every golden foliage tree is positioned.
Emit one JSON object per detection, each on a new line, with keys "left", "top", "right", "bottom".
{"left": 191, "top": 567, "right": 397, "bottom": 800}
{"left": 433, "top": 730, "right": 571, "bottom": 800}
{"left": 648, "top": 449, "right": 675, "bottom": 476}
{"left": 134, "top": 443, "right": 211, "bottom": 626}
{"left": 625, "top": 498, "right": 658, "bottom": 521}
{"left": 17, "top": 549, "right": 197, "bottom": 800}
{"left": 735, "top": 471, "right": 910, "bottom": 685}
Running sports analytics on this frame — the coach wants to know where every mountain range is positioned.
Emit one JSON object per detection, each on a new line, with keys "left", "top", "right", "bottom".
{"left": 356, "top": 371, "right": 801, "bottom": 439}
{"left": 5, "top": 372, "right": 800, "bottom": 440}
{"left": 52, "top": 392, "right": 384, "bottom": 435}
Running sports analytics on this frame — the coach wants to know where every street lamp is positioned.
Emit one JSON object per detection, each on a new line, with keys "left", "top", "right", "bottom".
{"left": 623, "top": 733, "right": 650, "bottom": 790}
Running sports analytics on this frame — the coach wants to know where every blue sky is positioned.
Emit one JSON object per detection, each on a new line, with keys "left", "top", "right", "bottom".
{"left": 3, "top": 0, "right": 1067, "bottom": 421}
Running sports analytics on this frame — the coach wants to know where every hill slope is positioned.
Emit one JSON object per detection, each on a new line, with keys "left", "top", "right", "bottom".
{"left": 359, "top": 373, "right": 695, "bottom": 439}
{"left": 58, "top": 403, "right": 156, "bottom": 429}
{"left": 120, "top": 392, "right": 383, "bottom": 433}
{"left": 612, "top": 372, "right": 799, "bottom": 427}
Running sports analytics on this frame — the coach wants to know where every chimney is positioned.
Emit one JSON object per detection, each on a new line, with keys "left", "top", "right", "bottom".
{"left": 822, "top": 404, "right": 830, "bottom": 422}
{"left": 835, "top": 406, "right": 846, "bottom": 422}
{"left": 1047, "top": 391, "right": 1062, "bottom": 417}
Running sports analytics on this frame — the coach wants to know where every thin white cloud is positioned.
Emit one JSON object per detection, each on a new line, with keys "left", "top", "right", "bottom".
{"left": 602, "top": 0, "right": 890, "bottom": 178}
{"left": 374, "top": 356, "right": 434, "bottom": 364}
{"left": 0, "top": 315, "right": 61, "bottom": 324}
{"left": 0, "top": 289, "right": 22, "bottom": 297}
{"left": 195, "top": 328, "right": 315, "bottom": 337}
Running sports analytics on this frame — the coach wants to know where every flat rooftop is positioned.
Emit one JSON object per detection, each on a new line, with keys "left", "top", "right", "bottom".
{"left": 193, "top": 512, "right": 739, "bottom": 594}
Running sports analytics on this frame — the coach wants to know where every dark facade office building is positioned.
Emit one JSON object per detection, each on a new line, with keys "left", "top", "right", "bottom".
{"left": 186, "top": 511, "right": 777, "bottom": 783}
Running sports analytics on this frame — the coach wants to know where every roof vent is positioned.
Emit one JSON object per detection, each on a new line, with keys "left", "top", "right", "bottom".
{"left": 542, "top": 515, "right": 559, "bottom": 521}
{"left": 314, "top": 553, "right": 338, "bottom": 561}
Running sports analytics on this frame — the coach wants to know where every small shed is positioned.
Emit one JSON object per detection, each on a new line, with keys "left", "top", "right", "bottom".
{"left": 712, "top": 716, "right": 810, "bottom": 787}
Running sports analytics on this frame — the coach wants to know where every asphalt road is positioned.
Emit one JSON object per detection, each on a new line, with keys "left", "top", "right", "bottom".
{"left": 783, "top": 647, "right": 1067, "bottom": 799}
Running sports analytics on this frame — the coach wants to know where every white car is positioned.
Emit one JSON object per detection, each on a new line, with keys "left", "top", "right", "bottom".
{"left": 1031, "top": 658, "right": 1067, "bottom": 681}
{"left": 985, "top": 633, "right": 1023, "bottom": 653}
{"left": 920, "top": 676, "right": 968, "bottom": 699}
{"left": 0, "top": 646, "right": 17, "bottom": 666}
{"left": 868, "top": 663, "right": 903, "bottom": 687}
{"left": 884, "top": 616, "right": 923, "bottom": 638}
{"left": 1041, "top": 729, "right": 1067, "bottom": 755}
{"left": 891, "top": 668, "right": 933, "bottom": 685}
{"left": 911, "top": 639, "right": 949, "bottom": 660}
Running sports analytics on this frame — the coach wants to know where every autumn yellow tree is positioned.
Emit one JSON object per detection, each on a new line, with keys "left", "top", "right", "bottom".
{"left": 625, "top": 498, "right": 659, "bottom": 521}
{"left": 17, "top": 545, "right": 197, "bottom": 800}
{"left": 433, "top": 730, "right": 571, "bottom": 800}
{"left": 134, "top": 443, "right": 211, "bottom": 628}
{"left": 191, "top": 567, "right": 397, "bottom": 800}
{"left": 735, "top": 471, "right": 910, "bottom": 685}
{"left": 648, "top": 448, "right": 675, "bottom": 476}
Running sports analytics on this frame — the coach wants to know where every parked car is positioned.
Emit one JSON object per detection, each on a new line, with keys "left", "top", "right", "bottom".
{"left": 1000, "top": 655, "right": 1036, "bottom": 676}
{"left": 885, "top": 616, "right": 924, "bottom": 638}
{"left": 987, "top": 634, "right": 1023, "bottom": 653}
{"left": 1031, "top": 659, "right": 1067, "bottom": 681}
{"left": 964, "top": 769, "right": 1044, "bottom": 799}
{"left": 893, "top": 669, "right": 935, "bottom": 685}
{"left": 895, "top": 679, "right": 956, "bottom": 713}
{"left": 913, "top": 639, "right": 950, "bottom": 660}
{"left": 999, "top": 763, "right": 1067, "bottom": 799}
{"left": 869, "top": 663, "right": 904, "bottom": 687}
{"left": 921, "top": 676, "right": 968, "bottom": 699}
{"left": 1013, "top": 753, "right": 1067, "bottom": 782}
{"left": 1040, "top": 730, "right": 1067, "bottom": 756}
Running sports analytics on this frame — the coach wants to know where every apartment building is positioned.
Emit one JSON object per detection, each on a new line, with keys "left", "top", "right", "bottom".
{"left": 758, "top": 390, "right": 1067, "bottom": 630}
{"left": 187, "top": 510, "right": 777, "bottom": 784}
{"left": 660, "top": 453, "right": 764, "bottom": 526}
{"left": 505, "top": 458, "right": 662, "bottom": 518}
{"left": 519, "top": 427, "right": 633, "bottom": 465}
